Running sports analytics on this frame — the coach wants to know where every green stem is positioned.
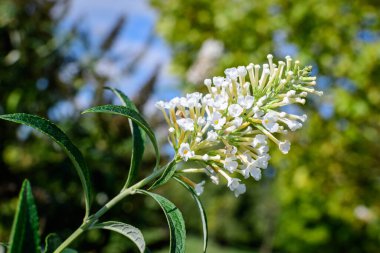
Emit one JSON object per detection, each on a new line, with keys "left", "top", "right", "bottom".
{"left": 54, "top": 160, "right": 175, "bottom": 253}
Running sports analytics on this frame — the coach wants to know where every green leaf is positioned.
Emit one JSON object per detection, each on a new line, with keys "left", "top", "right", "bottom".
{"left": 91, "top": 221, "right": 146, "bottom": 253}
{"left": 174, "top": 177, "right": 208, "bottom": 253}
{"left": 137, "top": 190, "right": 186, "bottom": 253}
{"left": 8, "top": 180, "right": 41, "bottom": 253}
{"left": 150, "top": 160, "right": 177, "bottom": 190}
{"left": 82, "top": 105, "right": 159, "bottom": 169}
{"left": 106, "top": 87, "right": 146, "bottom": 187}
{"left": 0, "top": 113, "right": 92, "bottom": 217}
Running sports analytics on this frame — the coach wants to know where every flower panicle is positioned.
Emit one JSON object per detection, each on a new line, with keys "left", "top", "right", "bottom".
{"left": 156, "top": 54, "right": 322, "bottom": 197}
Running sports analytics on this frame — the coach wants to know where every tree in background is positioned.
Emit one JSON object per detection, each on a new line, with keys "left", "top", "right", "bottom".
{"left": 0, "top": 0, "right": 163, "bottom": 251}
{"left": 151, "top": 0, "right": 380, "bottom": 252}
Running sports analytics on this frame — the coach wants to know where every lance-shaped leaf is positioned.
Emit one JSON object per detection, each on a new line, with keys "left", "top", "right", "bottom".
{"left": 150, "top": 160, "right": 177, "bottom": 190}
{"left": 91, "top": 221, "right": 145, "bottom": 253}
{"left": 0, "top": 113, "right": 92, "bottom": 217}
{"left": 137, "top": 190, "right": 186, "bottom": 253}
{"left": 106, "top": 87, "right": 146, "bottom": 187}
{"left": 82, "top": 105, "right": 159, "bottom": 168}
{"left": 8, "top": 180, "right": 40, "bottom": 253}
{"left": 174, "top": 177, "right": 208, "bottom": 253}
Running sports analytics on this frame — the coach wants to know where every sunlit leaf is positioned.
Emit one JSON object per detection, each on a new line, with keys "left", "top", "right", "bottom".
{"left": 91, "top": 221, "right": 145, "bottom": 253}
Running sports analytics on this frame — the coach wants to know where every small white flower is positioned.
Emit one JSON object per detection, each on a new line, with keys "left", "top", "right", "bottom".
{"left": 234, "top": 183, "right": 246, "bottom": 197}
{"left": 228, "top": 178, "right": 240, "bottom": 191}
{"left": 155, "top": 101, "right": 166, "bottom": 109}
{"left": 237, "top": 66, "right": 247, "bottom": 76}
{"left": 228, "top": 178, "right": 246, "bottom": 197}
{"left": 249, "top": 167, "right": 262, "bottom": 181}
{"left": 300, "top": 114, "right": 307, "bottom": 122}
{"left": 177, "top": 118, "right": 194, "bottom": 131}
{"left": 262, "top": 112, "right": 279, "bottom": 132}
{"left": 256, "top": 154, "right": 270, "bottom": 169}
{"left": 202, "top": 94, "right": 213, "bottom": 105}
{"left": 207, "top": 130, "right": 218, "bottom": 141}
{"left": 228, "top": 104, "right": 244, "bottom": 117}
{"left": 169, "top": 127, "right": 175, "bottom": 133}
{"left": 279, "top": 140, "right": 291, "bottom": 154}
{"left": 169, "top": 97, "right": 180, "bottom": 108}
{"left": 224, "top": 157, "right": 239, "bottom": 173}
{"left": 202, "top": 154, "right": 209, "bottom": 161}
{"left": 213, "top": 94, "right": 229, "bottom": 110}
{"left": 209, "top": 112, "right": 226, "bottom": 130}
{"left": 232, "top": 117, "right": 243, "bottom": 127}
{"left": 257, "top": 145, "right": 269, "bottom": 155}
{"left": 252, "top": 134, "right": 267, "bottom": 147}
{"left": 195, "top": 181, "right": 206, "bottom": 196}
{"left": 286, "top": 90, "right": 296, "bottom": 97}
{"left": 213, "top": 76, "right": 224, "bottom": 87}
{"left": 187, "top": 97, "right": 198, "bottom": 108}
{"left": 197, "top": 117, "right": 206, "bottom": 126}
{"left": 204, "top": 79, "right": 212, "bottom": 87}
{"left": 240, "top": 166, "right": 251, "bottom": 179}
{"left": 238, "top": 95, "right": 255, "bottom": 109}
{"left": 281, "top": 118, "right": 302, "bottom": 131}
{"left": 179, "top": 97, "right": 188, "bottom": 107}
{"left": 178, "top": 143, "right": 194, "bottom": 161}
{"left": 224, "top": 67, "right": 238, "bottom": 80}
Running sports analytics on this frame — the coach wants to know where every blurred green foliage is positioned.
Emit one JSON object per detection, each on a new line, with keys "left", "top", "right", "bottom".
{"left": 1, "top": 0, "right": 380, "bottom": 252}
{"left": 151, "top": 0, "right": 380, "bottom": 252}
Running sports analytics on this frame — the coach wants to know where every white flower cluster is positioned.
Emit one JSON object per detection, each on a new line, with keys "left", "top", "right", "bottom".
{"left": 156, "top": 54, "right": 322, "bottom": 197}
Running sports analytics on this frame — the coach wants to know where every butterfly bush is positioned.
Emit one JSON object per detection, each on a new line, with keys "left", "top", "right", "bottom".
{"left": 156, "top": 54, "right": 322, "bottom": 197}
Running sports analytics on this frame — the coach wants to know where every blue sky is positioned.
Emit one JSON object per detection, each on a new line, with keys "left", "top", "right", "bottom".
{"left": 48, "top": 0, "right": 180, "bottom": 120}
